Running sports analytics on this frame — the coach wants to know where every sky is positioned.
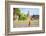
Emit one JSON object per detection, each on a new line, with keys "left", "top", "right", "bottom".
{"left": 20, "top": 8, "right": 39, "bottom": 15}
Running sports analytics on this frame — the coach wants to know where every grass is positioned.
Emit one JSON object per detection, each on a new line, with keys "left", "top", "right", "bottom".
{"left": 13, "top": 19, "right": 39, "bottom": 28}
{"left": 14, "top": 19, "right": 39, "bottom": 24}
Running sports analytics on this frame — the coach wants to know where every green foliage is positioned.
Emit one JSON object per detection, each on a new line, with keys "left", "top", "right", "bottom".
{"left": 18, "top": 13, "right": 27, "bottom": 20}
{"left": 13, "top": 8, "right": 28, "bottom": 20}
{"left": 13, "top": 8, "right": 21, "bottom": 15}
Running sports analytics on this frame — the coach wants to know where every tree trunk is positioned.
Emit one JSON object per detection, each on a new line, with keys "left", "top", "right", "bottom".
{"left": 28, "top": 20, "right": 30, "bottom": 27}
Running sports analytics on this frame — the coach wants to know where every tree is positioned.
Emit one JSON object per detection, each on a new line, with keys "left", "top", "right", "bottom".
{"left": 13, "top": 8, "right": 21, "bottom": 16}
{"left": 13, "top": 8, "right": 21, "bottom": 20}
{"left": 13, "top": 8, "right": 28, "bottom": 20}
{"left": 18, "top": 13, "right": 27, "bottom": 20}
{"left": 27, "top": 10, "right": 32, "bottom": 27}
